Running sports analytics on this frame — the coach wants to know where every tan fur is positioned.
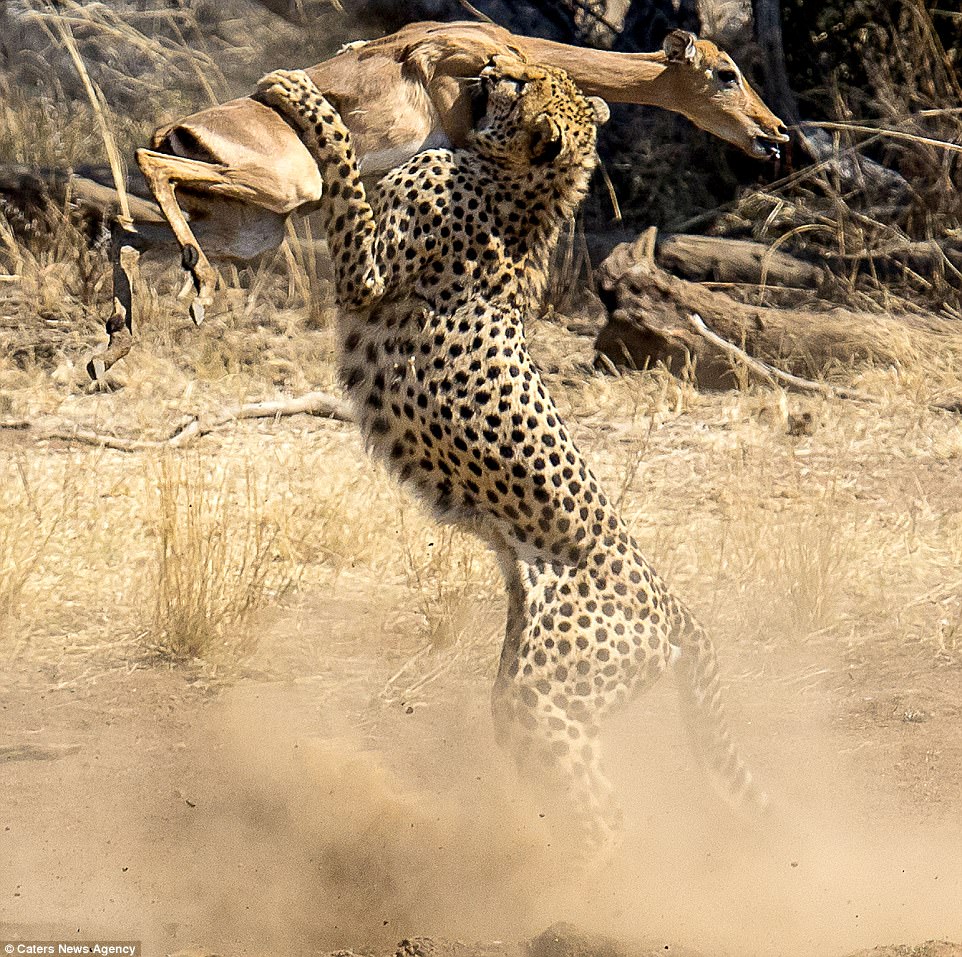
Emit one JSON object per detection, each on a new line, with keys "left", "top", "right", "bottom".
{"left": 117, "top": 20, "right": 787, "bottom": 330}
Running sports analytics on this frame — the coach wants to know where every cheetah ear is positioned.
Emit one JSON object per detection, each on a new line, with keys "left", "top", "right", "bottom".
{"left": 530, "top": 114, "right": 564, "bottom": 165}
{"left": 588, "top": 96, "right": 610, "bottom": 127}
{"left": 663, "top": 29, "right": 698, "bottom": 65}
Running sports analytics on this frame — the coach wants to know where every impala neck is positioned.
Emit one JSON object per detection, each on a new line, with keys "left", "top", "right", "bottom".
{"left": 514, "top": 36, "right": 677, "bottom": 109}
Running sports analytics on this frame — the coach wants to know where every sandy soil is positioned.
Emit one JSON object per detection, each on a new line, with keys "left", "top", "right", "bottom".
{"left": 2, "top": 356, "right": 961, "bottom": 956}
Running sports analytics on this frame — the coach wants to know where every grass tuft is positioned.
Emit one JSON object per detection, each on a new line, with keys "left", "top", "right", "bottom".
{"left": 142, "top": 453, "right": 304, "bottom": 663}
{"left": 0, "top": 457, "right": 66, "bottom": 653}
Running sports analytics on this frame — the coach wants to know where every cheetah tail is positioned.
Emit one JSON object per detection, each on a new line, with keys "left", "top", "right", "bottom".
{"left": 672, "top": 624, "right": 770, "bottom": 816}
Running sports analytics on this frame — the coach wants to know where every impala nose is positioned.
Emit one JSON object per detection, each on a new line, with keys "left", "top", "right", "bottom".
{"left": 754, "top": 128, "right": 790, "bottom": 160}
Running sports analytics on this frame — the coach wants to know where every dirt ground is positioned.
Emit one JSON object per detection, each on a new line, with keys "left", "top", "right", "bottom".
{"left": 1, "top": 0, "right": 961, "bottom": 952}
{"left": 1, "top": 272, "right": 962, "bottom": 956}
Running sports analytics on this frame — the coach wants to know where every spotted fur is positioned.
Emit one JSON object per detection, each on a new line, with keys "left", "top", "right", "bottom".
{"left": 257, "top": 59, "right": 766, "bottom": 852}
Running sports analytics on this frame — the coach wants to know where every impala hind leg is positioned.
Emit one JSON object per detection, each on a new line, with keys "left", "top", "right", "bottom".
{"left": 85, "top": 229, "right": 140, "bottom": 384}
{"left": 135, "top": 149, "right": 235, "bottom": 326}
{"left": 86, "top": 212, "right": 178, "bottom": 382}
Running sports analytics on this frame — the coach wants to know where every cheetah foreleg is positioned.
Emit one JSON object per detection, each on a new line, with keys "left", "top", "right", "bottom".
{"left": 256, "top": 69, "right": 385, "bottom": 310}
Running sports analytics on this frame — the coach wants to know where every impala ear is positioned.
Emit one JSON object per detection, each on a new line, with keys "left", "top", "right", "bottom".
{"left": 588, "top": 96, "right": 610, "bottom": 126}
{"left": 663, "top": 29, "right": 698, "bottom": 64}
{"left": 530, "top": 114, "right": 564, "bottom": 164}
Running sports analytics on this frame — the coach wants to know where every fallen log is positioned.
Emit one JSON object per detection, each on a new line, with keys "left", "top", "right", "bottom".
{"left": 655, "top": 233, "right": 825, "bottom": 286}
{"left": 0, "top": 163, "right": 161, "bottom": 223}
{"left": 583, "top": 230, "right": 827, "bottom": 290}
{"left": 595, "top": 233, "right": 962, "bottom": 398}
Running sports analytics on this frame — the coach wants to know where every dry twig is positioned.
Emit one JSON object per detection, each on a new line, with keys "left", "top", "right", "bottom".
{"left": 686, "top": 312, "right": 878, "bottom": 404}
{"left": 801, "top": 121, "right": 962, "bottom": 155}
{"left": 0, "top": 391, "right": 353, "bottom": 452}
{"left": 686, "top": 312, "right": 961, "bottom": 414}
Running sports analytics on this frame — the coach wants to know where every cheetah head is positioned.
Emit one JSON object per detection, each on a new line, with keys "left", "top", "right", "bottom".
{"left": 469, "top": 56, "right": 609, "bottom": 169}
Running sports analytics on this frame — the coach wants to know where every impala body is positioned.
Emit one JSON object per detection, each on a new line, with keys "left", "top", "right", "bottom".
{"left": 92, "top": 20, "right": 787, "bottom": 377}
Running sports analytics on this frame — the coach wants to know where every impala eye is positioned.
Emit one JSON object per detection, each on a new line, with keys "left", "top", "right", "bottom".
{"left": 717, "top": 68, "right": 739, "bottom": 85}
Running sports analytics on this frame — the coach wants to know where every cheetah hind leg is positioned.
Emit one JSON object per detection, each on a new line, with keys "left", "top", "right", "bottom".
{"left": 487, "top": 546, "right": 620, "bottom": 859}
{"left": 494, "top": 690, "right": 623, "bottom": 863}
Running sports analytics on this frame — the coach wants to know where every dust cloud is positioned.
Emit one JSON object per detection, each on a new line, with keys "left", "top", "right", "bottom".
{"left": 146, "top": 683, "right": 565, "bottom": 954}
{"left": 130, "top": 672, "right": 961, "bottom": 957}
{"left": 584, "top": 678, "right": 962, "bottom": 957}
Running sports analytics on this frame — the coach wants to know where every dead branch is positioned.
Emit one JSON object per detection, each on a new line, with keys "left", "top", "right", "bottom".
{"left": 686, "top": 313, "right": 878, "bottom": 404}
{"left": 0, "top": 391, "right": 353, "bottom": 452}
{"left": 595, "top": 234, "right": 962, "bottom": 413}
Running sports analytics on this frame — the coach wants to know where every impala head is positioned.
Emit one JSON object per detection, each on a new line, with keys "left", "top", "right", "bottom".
{"left": 661, "top": 30, "right": 789, "bottom": 159}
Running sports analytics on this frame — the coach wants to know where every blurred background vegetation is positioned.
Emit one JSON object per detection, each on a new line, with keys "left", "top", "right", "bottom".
{"left": 0, "top": 0, "right": 960, "bottom": 315}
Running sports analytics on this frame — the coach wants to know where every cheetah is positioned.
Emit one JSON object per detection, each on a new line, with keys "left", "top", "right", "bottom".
{"left": 256, "top": 58, "right": 767, "bottom": 852}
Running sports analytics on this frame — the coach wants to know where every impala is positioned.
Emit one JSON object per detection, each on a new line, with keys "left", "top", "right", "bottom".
{"left": 91, "top": 20, "right": 787, "bottom": 378}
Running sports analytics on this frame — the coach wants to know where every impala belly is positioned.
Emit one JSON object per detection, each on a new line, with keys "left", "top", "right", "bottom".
{"left": 357, "top": 131, "right": 452, "bottom": 177}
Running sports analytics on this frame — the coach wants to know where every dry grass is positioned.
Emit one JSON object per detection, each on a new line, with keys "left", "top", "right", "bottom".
{"left": 727, "top": 0, "right": 962, "bottom": 317}
{"left": 592, "top": 378, "right": 962, "bottom": 665}
{"left": 2, "top": 316, "right": 960, "bottom": 682}
{"left": 376, "top": 518, "right": 501, "bottom": 707}
{"left": 397, "top": 519, "right": 499, "bottom": 653}
{"left": 0, "top": 3, "right": 959, "bottom": 691}
{"left": 0, "top": 0, "right": 348, "bottom": 168}
{"left": 0, "top": 455, "right": 67, "bottom": 652}
{"left": 141, "top": 454, "right": 304, "bottom": 662}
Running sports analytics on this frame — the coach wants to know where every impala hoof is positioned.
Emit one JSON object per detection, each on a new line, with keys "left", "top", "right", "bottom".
{"left": 181, "top": 243, "right": 200, "bottom": 271}
{"left": 86, "top": 356, "right": 107, "bottom": 382}
{"left": 189, "top": 298, "right": 206, "bottom": 326}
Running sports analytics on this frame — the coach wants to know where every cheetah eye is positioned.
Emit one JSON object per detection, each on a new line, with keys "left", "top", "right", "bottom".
{"left": 502, "top": 78, "right": 526, "bottom": 94}
{"left": 717, "top": 68, "right": 739, "bottom": 86}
